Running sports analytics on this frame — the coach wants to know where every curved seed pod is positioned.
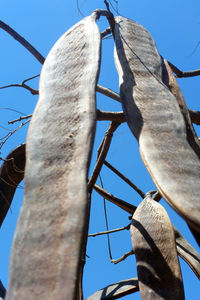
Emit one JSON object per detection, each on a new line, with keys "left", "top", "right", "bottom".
{"left": 131, "top": 195, "right": 185, "bottom": 300}
{"left": 0, "top": 143, "right": 25, "bottom": 227}
{"left": 174, "top": 227, "right": 200, "bottom": 279}
{"left": 87, "top": 278, "right": 139, "bottom": 300}
{"left": 114, "top": 16, "right": 200, "bottom": 232}
{"left": 6, "top": 13, "right": 101, "bottom": 300}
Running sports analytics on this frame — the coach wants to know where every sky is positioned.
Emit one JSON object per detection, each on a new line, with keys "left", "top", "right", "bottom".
{"left": 0, "top": 0, "right": 200, "bottom": 299}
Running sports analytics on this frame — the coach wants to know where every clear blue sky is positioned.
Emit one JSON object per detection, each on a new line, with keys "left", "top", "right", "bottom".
{"left": 0, "top": 0, "right": 199, "bottom": 299}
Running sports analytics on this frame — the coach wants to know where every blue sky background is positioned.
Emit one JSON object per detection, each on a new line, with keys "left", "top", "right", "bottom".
{"left": 0, "top": 0, "right": 199, "bottom": 299}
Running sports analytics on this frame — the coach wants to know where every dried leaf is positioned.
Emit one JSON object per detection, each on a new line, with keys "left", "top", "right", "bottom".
{"left": 6, "top": 13, "right": 101, "bottom": 300}
{"left": 131, "top": 195, "right": 185, "bottom": 299}
{"left": 87, "top": 278, "right": 139, "bottom": 300}
{"left": 114, "top": 16, "right": 200, "bottom": 232}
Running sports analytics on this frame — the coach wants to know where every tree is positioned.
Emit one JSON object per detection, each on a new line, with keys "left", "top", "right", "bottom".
{"left": 0, "top": 0, "right": 200, "bottom": 300}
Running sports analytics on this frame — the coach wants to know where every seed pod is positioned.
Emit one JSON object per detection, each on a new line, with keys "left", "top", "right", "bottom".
{"left": 174, "top": 227, "right": 200, "bottom": 279}
{"left": 0, "top": 144, "right": 25, "bottom": 227}
{"left": 87, "top": 277, "right": 139, "bottom": 300}
{"left": 6, "top": 13, "right": 101, "bottom": 300}
{"left": 131, "top": 195, "right": 185, "bottom": 300}
{"left": 114, "top": 16, "right": 200, "bottom": 232}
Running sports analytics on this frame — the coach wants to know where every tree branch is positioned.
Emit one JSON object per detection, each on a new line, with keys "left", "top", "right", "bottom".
{"left": 88, "top": 223, "right": 130, "bottom": 237}
{"left": 88, "top": 122, "right": 120, "bottom": 192}
{"left": 96, "top": 84, "right": 120, "bottom": 102}
{"left": 93, "top": 183, "right": 136, "bottom": 214}
{"left": 0, "top": 20, "right": 45, "bottom": 64}
{"left": 97, "top": 109, "right": 125, "bottom": 122}
{"left": 104, "top": 160, "right": 145, "bottom": 198}
{"left": 168, "top": 60, "right": 200, "bottom": 78}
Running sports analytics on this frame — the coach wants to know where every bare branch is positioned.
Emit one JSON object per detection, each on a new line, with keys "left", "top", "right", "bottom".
{"left": 8, "top": 114, "right": 32, "bottom": 125}
{"left": 111, "top": 250, "right": 135, "bottom": 264}
{"left": 93, "top": 183, "right": 136, "bottom": 214}
{"left": 0, "top": 74, "right": 39, "bottom": 95}
{"left": 97, "top": 109, "right": 125, "bottom": 122}
{"left": 168, "top": 60, "right": 200, "bottom": 78}
{"left": 88, "top": 122, "right": 120, "bottom": 192}
{"left": 104, "top": 160, "right": 145, "bottom": 198}
{"left": 101, "top": 27, "right": 111, "bottom": 38}
{"left": 0, "top": 120, "right": 30, "bottom": 151}
{"left": 189, "top": 109, "right": 200, "bottom": 125}
{"left": 88, "top": 223, "right": 130, "bottom": 237}
{"left": 96, "top": 84, "right": 120, "bottom": 102}
{"left": 0, "top": 20, "right": 45, "bottom": 64}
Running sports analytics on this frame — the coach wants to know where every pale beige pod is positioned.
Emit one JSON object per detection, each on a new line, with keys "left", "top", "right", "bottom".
{"left": 114, "top": 16, "right": 200, "bottom": 232}
{"left": 6, "top": 13, "right": 101, "bottom": 300}
{"left": 131, "top": 195, "right": 185, "bottom": 300}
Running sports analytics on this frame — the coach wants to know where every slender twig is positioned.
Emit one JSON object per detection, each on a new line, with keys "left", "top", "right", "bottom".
{"left": 97, "top": 109, "right": 125, "bottom": 122}
{"left": 0, "top": 83, "right": 38, "bottom": 95}
{"left": 88, "top": 122, "right": 120, "bottom": 192}
{"left": 104, "top": 160, "right": 145, "bottom": 198}
{"left": 0, "top": 120, "right": 30, "bottom": 150}
{"left": 8, "top": 114, "right": 32, "bottom": 125}
{"left": 88, "top": 223, "right": 130, "bottom": 237}
{"left": 0, "top": 74, "right": 39, "bottom": 95}
{"left": 93, "top": 183, "right": 136, "bottom": 214}
{"left": 101, "top": 27, "right": 111, "bottom": 38}
{"left": 168, "top": 60, "right": 200, "bottom": 78}
{"left": 0, "top": 20, "right": 45, "bottom": 64}
{"left": 189, "top": 109, "right": 200, "bottom": 125}
{"left": 96, "top": 84, "right": 120, "bottom": 102}
{"left": 111, "top": 249, "right": 135, "bottom": 264}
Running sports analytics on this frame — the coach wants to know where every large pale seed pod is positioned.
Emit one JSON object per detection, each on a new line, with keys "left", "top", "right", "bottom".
{"left": 114, "top": 16, "right": 200, "bottom": 232}
{"left": 131, "top": 195, "right": 185, "bottom": 300}
{"left": 6, "top": 13, "right": 101, "bottom": 300}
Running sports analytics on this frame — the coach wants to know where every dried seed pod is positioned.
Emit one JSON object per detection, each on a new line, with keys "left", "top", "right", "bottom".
{"left": 174, "top": 227, "right": 200, "bottom": 279}
{"left": 87, "top": 277, "right": 139, "bottom": 300}
{"left": 0, "top": 144, "right": 25, "bottom": 227}
{"left": 6, "top": 13, "right": 101, "bottom": 300}
{"left": 131, "top": 195, "right": 185, "bottom": 300}
{"left": 114, "top": 16, "right": 200, "bottom": 232}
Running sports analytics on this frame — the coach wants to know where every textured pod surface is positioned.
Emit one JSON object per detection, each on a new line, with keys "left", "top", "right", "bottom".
{"left": 131, "top": 195, "right": 185, "bottom": 300}
{"left": 6, "top": 13, "right": 101, "bottom": 300}
{"left": 114, "top": 16, "right": 200, "bottom": 231}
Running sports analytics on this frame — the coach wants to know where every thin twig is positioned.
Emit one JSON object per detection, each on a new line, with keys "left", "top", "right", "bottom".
{"left": 97, "top": 109, "right": 125, "bottom": 122}
{"left": 168, "top": 60, "right": 200, "bottom": 78}
{"left": 0, "top": 74, "right": 39, "bottom": 95}
{"left": 101, "top": 27, "right": 111, "bottom": 38}
{"left": 93, "top": 183, "right": 136, "bottom": 214}
{"left": 0, "top": 83, "right": 38, "bottom": 95}
{"left": 8, "top": 114, "right": 32, "bottom": 124}
{"left": 88, "top": 122, "right": 120, "bottom": 192}
{"left": 0, "top": 120, "right": 30, "bottom": 150}
{"left": 189, "top": 109, "right": 200, "bottom": 125}
{"left": 96, "top": 84, "right": 120, "bottom": 102}
{"left": 0, "top": 20, "right": 45, "bottom": 64}
{"left": 104, "top": 160, "right": 145, "bottom": 198}
{"left": 111, "top": 250, "right": 134, "bottom": 264}
{"left": 88, "top": 223, "right": 130, "bottom": 237}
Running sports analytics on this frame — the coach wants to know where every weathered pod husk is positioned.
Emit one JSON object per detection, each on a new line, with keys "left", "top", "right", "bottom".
{"left": 6, "top": 13, "right": 101, "bottom": 300}
{"left": 131, "top": 195, "right": 185, "bottom": 300}
{"left": 174, "top": 227, "right": 200, "bottom": 279}
{"left": 0, "top": 144, "right": 25, "bottom": 227}
{"left": 114, "top": 16, "right": 200, "bottom": 232}
{"left": 87, "top": 278, "right": 139, "bottom": 300}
